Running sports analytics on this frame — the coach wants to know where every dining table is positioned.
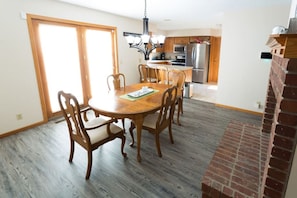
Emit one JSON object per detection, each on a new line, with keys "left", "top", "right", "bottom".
{"left": 88, "top": 82, "right": 171, "bottom": 162}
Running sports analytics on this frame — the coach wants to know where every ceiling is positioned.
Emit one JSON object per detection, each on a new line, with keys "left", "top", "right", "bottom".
{"left": 57, "top": 0, "right": 291, "bottom": 31}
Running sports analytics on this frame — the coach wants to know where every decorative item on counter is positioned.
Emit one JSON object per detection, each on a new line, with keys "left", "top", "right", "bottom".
{"left": 271, "top": 25, "right": 287, "bottom": 34}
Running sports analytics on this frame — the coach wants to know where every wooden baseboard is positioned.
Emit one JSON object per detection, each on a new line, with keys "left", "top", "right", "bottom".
{"left": 215, "top": 103, "right": 263, "bottom": 116}
{"left": 0, "top": 120, "right": 46, "bottom": 139}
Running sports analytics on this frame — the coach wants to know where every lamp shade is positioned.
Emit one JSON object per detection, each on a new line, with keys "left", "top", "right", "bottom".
{"left": 157, "top": 35, "right": 166, "bottom": 44}
{"left": 141, "top": 34, "right": 150, "bottom": 44}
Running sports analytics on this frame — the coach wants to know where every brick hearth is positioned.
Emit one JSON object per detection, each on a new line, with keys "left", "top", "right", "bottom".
{"left": 201, "top": 121, "right": 270, "bottom": 197}
{"left": 202, "top": 34, "right": 297, "bottom": 198}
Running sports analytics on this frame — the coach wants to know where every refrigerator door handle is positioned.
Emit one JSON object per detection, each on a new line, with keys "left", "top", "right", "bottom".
{"left": 191, "top": 46, "right": 196, "bottom": 66}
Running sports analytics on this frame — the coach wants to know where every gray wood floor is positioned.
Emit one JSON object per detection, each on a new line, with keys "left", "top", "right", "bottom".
{"left": 0, "top": 99, "right": 262, "bottom": 198}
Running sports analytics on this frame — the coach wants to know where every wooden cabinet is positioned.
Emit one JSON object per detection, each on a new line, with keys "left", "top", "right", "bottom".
{"left": 174, "top": 37, "right": 189, "bottom": 45}
{"left": 189, "top": 36, "right": 210, "bottom": 43}
{"left": 208, "top": 36, "right": 221, "bottom": 83}
{"left": 163, "top": 37, "right": 174, "bottom": 53}
{"left": 155, "top": 45, "right": 163, "bottom": 53}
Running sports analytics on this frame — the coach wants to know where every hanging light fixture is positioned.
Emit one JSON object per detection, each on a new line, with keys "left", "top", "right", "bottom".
{"left": 123, "top": 0, "right": 165, "bottom": 60}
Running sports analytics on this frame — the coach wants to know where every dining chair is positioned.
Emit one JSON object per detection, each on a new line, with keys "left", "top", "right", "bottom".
{"left": 129, "top": 86, "right": 177, "bottom": 157}
{"left": 58, "top": 91, "right": 127, "bottom": 179}
{"left": 168, "top": 70, "right": 186, "bottom": 125}
{"left": 107, "top": 73, "right": 126, "bottom": 91}
{"left": 106, "top": 73, "right": 126, "bottom": 129}
{"left": 138, "top": 64, "right": 158, "bottom": 83}
{"left": 157, "top": 65, "right": 170, "bottom": 85}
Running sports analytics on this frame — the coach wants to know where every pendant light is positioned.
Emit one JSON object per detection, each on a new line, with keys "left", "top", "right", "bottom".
{"left": 123, "top": 0, "right": 165, "bottom": 60}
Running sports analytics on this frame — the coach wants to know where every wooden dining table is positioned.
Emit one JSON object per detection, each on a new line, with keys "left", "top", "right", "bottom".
{"left": 88, "top": 82, "right": 171, "bottom": 162}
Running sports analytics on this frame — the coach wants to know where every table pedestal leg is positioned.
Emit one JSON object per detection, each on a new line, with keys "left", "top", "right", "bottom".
{"left": 135, "top": 117, "right": 144, "bottom": 162}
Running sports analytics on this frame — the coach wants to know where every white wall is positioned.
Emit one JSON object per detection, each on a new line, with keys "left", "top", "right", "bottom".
{"left": 217, "top": 5, "right": 290, "bottom": 113}
{"left": 165, "top": 28, "right": 222, "bottom": 37}
{"left": 0, "top": 0, "right": 143, "bottom": 134}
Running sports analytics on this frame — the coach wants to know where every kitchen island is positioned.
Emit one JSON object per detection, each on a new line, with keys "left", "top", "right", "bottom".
{"left": 147, "top": 64, "right": 193, "bottom": 83}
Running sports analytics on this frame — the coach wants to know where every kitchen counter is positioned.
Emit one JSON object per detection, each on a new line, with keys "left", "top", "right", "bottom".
{"left": 147, "top": 64, "right": 193, "bottom": 83}
{"left": 147, "top": 60, "right": 172, "bottom": 64}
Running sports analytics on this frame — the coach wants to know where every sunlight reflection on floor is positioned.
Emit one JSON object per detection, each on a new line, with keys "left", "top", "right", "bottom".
{"left": 191, "top": 83, "right": 218, "bottom": 103}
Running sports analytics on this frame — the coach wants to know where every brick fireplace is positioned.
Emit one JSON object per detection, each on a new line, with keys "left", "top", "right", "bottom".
{"left": 260, "top": 34, "right": 297, "bottom": 197}
{"left": 202, "top": 34, "right": 297, "bottom": 197}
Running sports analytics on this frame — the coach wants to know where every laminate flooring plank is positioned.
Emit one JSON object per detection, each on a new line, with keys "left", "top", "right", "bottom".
{"left": 0, "top": 99, "right": 262, "bottom": 198}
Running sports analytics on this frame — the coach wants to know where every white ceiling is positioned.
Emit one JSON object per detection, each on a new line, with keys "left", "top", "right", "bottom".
{"left": 57, "top": 0, "right": 291, "bottom": 30}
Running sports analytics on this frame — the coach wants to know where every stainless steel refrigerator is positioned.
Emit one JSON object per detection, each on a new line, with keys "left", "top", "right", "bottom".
{"left": 186, "top": 43, "right": 210, "bottom": 83}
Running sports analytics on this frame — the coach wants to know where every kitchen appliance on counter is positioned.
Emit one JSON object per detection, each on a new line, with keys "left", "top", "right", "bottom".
{"left": 186, "top": 43, "right": 210, "bottom": 83}
{"left": 173, "top": 44, "right": 186, "bottom": 53}
{"left": 171, "top": 55, "right": 186, "bottom": 66}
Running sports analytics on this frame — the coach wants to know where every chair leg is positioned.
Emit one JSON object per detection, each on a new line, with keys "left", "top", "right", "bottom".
{"left": 155, "top": 133, "right": 162, "bottom": 157}
{"left": 121, "top": 118, "right": 125, "bottom": 132}
{"left": 177, "top": 99, "right": 182, "bottom": 126}
{"left": 69, "top": 140, "right": 74, "bottom": 162}
{"left": 180, "top": 97, "right": 184, "bottom": 114}
{"left": 121, "top": 134, "right": 127, "bottom": 157}
{"left": 85, "top": 150, "right": 92, "bottom": 180}
{"left": 168, "top": 123, "right": 174, "bottom": 144}
{"left": 129, "top": 122, "right": 135, "bottom": 147}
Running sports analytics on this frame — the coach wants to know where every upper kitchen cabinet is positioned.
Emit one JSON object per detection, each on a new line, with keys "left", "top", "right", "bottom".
{"left": 174, "top": 37, "right": 189, "bottom": 45}
{"left": 163, "top": 37, "right": 175, "bottom": 53}
{"left": 155, "top": 45, "right": 164, "bottom": 53}
{"left": 189, "top": 36, "right": 210, "bottom": 43}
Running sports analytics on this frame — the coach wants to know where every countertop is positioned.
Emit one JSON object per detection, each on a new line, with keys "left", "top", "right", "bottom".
{"left": 147, "top": 60, "right": 172, "bottom": 63}
{"left": 147, "top": 64, "right": 193, "bottom": 71}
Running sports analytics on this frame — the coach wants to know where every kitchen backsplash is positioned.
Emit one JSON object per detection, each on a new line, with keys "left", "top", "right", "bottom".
{"left": 151, "top": 52, "right": 185, "bottom": 60}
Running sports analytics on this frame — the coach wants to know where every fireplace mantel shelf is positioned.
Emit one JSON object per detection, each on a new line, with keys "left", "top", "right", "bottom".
{"left": 266, "top": 34, "right": 297, "bottom": 58}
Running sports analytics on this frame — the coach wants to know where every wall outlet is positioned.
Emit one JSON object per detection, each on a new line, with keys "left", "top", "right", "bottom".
{"left": 254, "top": 101, "right": 262, "bottom": 109}
{"left": 16, "top": 114, "right": 23, "bottom": 120}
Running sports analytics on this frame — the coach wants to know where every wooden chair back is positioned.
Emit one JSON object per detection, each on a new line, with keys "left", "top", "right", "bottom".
{"left": 168, "top": 70, "right": 186, "bottom": 125}
{"left": 138, "top": 64, "right": 157, "bottom": 83}
{"left": 156, "top": 86, "right": 178, "bottom": 131}
{"left": 157, "top": 66, "right": 169, "bottom": 84}
{"left": 58, "top": 91, "right": 88, "bottom": 145}
{"left": 107, "top": 73, "right": 126, "bottom": 91}
{"left": 168, "top": 69, "right": 186, "bottom": 97}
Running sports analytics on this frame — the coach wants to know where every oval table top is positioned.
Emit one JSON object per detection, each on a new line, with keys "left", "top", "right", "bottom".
{"left": 88, "top": 82, "right": 170, "bottom": 118}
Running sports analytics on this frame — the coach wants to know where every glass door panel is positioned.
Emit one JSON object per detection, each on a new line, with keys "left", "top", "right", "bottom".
{"left": 38, "top": 24, "right": 83, "bottom": 113}
{"left": 85, "top": 29, "right": 113, "bottom": 98}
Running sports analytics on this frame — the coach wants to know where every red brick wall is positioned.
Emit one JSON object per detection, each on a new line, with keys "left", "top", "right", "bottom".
{"left": 201, "top": 55, "right": 297, "bottom": 197}
{"left": 260, "top": 56, "right": 297, "bottom": 197}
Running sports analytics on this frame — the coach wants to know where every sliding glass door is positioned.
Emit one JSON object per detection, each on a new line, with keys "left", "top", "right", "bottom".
{"left": 85, "top": 29, "right": 114, "bottom": 98}
{"left": 38, "top": 24, "right": 83, "bottom": 113}
{"left": 28, "top": 15, "right": 118, "bottom": 119}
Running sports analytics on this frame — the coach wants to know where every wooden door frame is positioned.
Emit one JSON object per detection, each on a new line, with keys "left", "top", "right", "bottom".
{"left": 26, "top": 14, "right": 119, "bottom": 121}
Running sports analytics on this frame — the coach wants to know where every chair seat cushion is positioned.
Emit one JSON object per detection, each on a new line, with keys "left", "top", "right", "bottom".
{"left": 143, "top": 113, "right": 158, "bottom": 129}
{"left": 85, "top": 117, "right": 123, "bottom": 144}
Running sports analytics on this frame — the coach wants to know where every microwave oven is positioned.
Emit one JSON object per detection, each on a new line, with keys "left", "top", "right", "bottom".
{"left": 173, "top": 44, "right": 186, "bottom": 53}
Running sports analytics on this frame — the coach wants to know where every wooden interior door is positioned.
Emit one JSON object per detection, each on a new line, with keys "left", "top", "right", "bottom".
{"left": 208, "top": 36, "right": 221, "bottom": 83}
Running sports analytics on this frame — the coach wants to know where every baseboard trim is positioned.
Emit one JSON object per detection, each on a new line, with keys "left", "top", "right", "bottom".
{"left": 0, "top": 120, "right": 47, "bottom": 139}
{"left": 215, "top": 103, "right": 263, "bottom": 116}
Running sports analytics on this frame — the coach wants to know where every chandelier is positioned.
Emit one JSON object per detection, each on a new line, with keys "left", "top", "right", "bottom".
{"left": 123, "top": 0, "right": 165, "bottom": 60}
